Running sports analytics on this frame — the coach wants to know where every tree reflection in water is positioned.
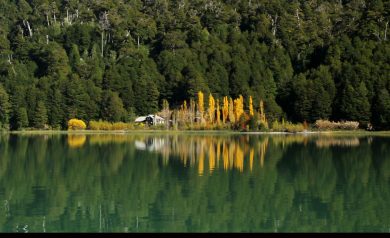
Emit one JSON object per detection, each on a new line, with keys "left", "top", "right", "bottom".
{"left": 0, "top": 134, "right": 387, "bottom": 232}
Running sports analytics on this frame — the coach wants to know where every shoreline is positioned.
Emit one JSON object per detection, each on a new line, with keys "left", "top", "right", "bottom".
{"left": 4, "top": 129, "right": 390, "bottom": 136}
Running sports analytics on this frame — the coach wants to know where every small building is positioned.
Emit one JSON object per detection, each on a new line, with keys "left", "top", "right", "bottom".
{"left": 134, "top": 115, "right": 165, "bottom": 126}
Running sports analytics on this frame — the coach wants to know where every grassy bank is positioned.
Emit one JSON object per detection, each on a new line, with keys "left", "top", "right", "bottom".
{"left": 6, "top": 129, "right": 390, "bottom": 136}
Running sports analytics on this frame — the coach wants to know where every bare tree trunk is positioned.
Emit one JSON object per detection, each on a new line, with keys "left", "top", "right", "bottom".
{"left": 42, "top": 216, "right": 46, "bottom": 233}
{"left": 137, "top": 35, "right": 140, "bottom": 48}
{"left": 53, "top": 13, "right": 57, "bottom": 24}
{"left": 25, "top": 20, "right": 33, "bottom": 37}
{"left": 385, "top": 21, "right": 388, "bottom": 41}
{"left": 46, "top": 35, "right": 49, "bottom": 44}
{"left": 99, "top": 204, "right": 102, "bottom": 232}
{"left": 296, "top": 9, "right": 301, "bottom": 27}
{"left": 270, "top": 14, "right": 278, "bottom": 36}
{"left": 101, "top": 31, "right": 104, "bottom": 57}
{"left": 46, "top": 13, "right": 50, "bottom": 26}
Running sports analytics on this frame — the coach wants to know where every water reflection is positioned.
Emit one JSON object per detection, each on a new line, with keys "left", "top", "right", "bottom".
{"left": 0, "top": 134, "right": 388, "bottom": 232}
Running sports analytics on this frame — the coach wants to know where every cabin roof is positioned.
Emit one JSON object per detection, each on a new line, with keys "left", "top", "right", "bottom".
{"left": 135, "top": 115, "right": 164, "bottom": 122}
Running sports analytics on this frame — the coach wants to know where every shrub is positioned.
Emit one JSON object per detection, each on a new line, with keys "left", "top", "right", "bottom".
{"left": 315, "top": 120, "right": 359, "bottom": 131}
{"left": 68, "top": 119, "right": 87, "bottom": 130}
{"left": 258, "top": 121, "right": 269, "bottom": 132}
{"left": 284, "top": 122, "right": 305, "bottom": 133}
{"left": 89, "top": 120, "right": 134, "bottom": 130}
{"left": 271, "top": 120, "right": 284, "bottom": 132}
{"left": 271, "top": 120, "right": 304, "bottom": 133}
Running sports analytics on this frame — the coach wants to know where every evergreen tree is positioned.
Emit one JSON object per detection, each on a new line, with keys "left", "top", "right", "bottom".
{"left": 32, "top": 101, "right": 48, "bottom": 129}
{"left": 101, "top": 90, "right": 126, "bottom": 122}
{"left": 16, "top": 107, "right": 29, "bottom": 129}
{"left": 0, "top": 84, "right": 10, "bottom": 129}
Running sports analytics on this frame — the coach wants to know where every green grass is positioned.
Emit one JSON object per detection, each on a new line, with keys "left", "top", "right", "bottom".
{"left": 5, "top": 129, "right": 390, "bottom": 137}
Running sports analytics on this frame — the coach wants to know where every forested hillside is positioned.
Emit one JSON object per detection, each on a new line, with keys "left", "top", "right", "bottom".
{"left": 0, "top": 0, "right": 389, "bottom": 130}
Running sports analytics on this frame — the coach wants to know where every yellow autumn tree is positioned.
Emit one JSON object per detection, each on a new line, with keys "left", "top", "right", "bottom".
{"left": 222, "top": 96, "right": 229, "bottom": 123}
{"left": 208, "top": 93, "right": 215, "bottom": 123}
{"left": 228, "top": 97, "right": 235, "bottom": 123}
{"left": 249, "top": 96, "right": 254, "bottom": 116}
{"left": 68, "top": 118, "right": 87, "bottom": 130}
{"left": 259, "top": 99, "right": 269, "bottom": 129}
{"left": 198, "top": 91, "right": 204, "bottom": 121}
{"left": 234, "top": 95, "right": 244, "bottom": 120}
{"left": 216, "top": 99, "right": 221, "bottom": 125}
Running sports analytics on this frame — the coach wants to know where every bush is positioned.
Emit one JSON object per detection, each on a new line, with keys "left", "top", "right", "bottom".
{"left": 284, "top": 122, "right": 305, "bottom": 133}
{"left": 271, "top": 120, "right": 284, "bottom": 132}
{"left": 271, "top": 120, "right": 305, "bottom": 133}
{"left": 315, "top": 120, "right": 359, "bottom": 131}
{"left": 258, "top": 121, "right": 269, "bottom": 132}
{"left": 68, "top": 119, "right": 87, "bottom": 130}
{"left": 89, "top": 120, "right": 134, "bottom": 130}
{"left": 248, "top": 115, "right": 257, "bottom": 131}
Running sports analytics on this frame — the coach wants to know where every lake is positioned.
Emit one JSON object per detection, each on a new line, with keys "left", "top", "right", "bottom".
{"left": 0, "top": 133, "right": 389, "bottom": 232}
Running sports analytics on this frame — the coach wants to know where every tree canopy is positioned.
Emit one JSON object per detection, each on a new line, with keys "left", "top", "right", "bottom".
{"left": 0, "top": 0, "right": 388, "bottom": 129}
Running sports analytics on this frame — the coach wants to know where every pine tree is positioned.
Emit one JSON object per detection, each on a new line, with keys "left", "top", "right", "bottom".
{"left": 32, "top": 101, "right": 48, "bottom": 129}
{"left": 0, "top": 84, "right": 10, "bottom": 129}
{"left": 16, "top": 107, "right": 29, "bottom": 129}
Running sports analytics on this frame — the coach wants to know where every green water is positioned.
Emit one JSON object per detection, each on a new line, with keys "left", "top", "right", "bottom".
{"left": 0, "top": 133, "right": 389, "bottom": 232}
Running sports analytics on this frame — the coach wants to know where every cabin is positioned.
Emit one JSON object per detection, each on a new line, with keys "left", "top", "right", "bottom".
{"left": 134, "top": 115, "right": 165, "bottom": 126}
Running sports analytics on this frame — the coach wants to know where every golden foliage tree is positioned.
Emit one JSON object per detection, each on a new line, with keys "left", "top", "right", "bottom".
{"left": 208, "top": 93, "right": 215, "bottom": 123}
{"left": 234, "top": 95, "right": 244, "bottom": 120}
{"left": 228, "top": 97, "right": 235, "bottom": 123}
{"left": 216, "top": 99, "right": 221, "bottom": 125}
{"left": 249, "top": 96, "right": 254, "bottom": 116}
{"left": 197, "top": 91, "right": 204, "bottom": 121}
{"left": 68, "top": 118, "right": 87, "bottom": 130}
{"left": 222, "top": 96, "right": 229, "bottom": 123}
{"left": 259, "top": 100, "right": 266, "bottom": 123}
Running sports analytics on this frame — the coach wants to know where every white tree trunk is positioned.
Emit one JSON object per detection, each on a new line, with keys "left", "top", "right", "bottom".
{"left": 25, "top": 20, "right": 33, "bottom": 37}
{"left": 101, "top": 31, "right": 104, "bottom": 57}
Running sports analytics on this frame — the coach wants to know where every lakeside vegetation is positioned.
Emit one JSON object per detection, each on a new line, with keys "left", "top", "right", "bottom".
{"left": 0, "top": 1, "right": 389, "bottom": 132}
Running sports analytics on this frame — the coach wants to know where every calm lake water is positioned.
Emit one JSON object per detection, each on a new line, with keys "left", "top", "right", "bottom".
{"left": 0, "top": 133, "right": 389, "bottom": 232}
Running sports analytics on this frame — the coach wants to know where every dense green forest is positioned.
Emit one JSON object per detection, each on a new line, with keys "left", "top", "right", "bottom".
{"left": 0, "top": 0, "right": 389, "bottom": 130}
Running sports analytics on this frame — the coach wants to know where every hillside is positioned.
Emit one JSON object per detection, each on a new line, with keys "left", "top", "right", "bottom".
{"left": 0, "top": 0, "right": 389, "bottom": 129}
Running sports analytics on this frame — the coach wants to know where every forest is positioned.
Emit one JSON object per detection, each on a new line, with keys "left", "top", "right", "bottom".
{"left": 0, "top": 0, "right": 389, "bottom": 130}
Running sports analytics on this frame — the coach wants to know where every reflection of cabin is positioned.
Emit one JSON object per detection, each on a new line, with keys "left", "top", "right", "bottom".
{"left": 134, "top": 115, "right": 165, "bottom": 126}
{"left": 135, "top": 138, "right": 165, "bottom": 151}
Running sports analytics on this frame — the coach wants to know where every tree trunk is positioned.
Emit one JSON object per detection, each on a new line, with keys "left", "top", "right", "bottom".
{"left": 101, "top": 31, "right": 104, "bottom": 57}
{"left": 25, "top": 20, "right": 33, "bottom": 37}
